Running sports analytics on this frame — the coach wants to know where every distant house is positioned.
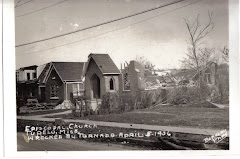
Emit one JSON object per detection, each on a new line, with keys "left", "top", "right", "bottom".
{"left": 83, "top": 54, "right": 121, "bottom": 110}
{"left": 37, "top": 62, "right": 85, "bottom": 104}
{"left": 192, "top": 62, "right": 218, "bottom": 86}
{"left": 173, "top": 62, "right": 218, "bottom": 86}
{"left": 16, "top": 65, "right": 38, "bottom": 102}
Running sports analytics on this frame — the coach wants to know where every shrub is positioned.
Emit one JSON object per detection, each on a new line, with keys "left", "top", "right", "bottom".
{"left": 119, "top": 93, "right": 134, "bottom": 111}
{"left": 168, "top": 86, "right": 200, "bottom": 105}
{"left": 99, "top": 92, "right": 135, "bottom": 114}
{"left": 215, "top": 64, "right": 229, "bottom": 104}
{"left": 98, "top": 93, "right": 111, "bottom": 114}
{"left": 131, "top": 89, "right": 166, "bottom": 109}
{"left": 135, "top": 91, "right": 154, "bottom": 109}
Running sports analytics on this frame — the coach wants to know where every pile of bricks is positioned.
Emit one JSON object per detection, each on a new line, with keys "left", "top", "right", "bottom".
{"left": 55, "top": 100, "right": 74, "bottom": 109}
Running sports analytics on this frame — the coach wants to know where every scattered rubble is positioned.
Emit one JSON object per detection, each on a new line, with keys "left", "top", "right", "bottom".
{"left": 55, "top": 100, "right": 74, "bottom": 109}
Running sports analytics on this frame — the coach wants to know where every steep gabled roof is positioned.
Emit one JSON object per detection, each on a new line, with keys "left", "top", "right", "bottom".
{"left": 84, "top": 54, "right": 120, "bottom": 75}
{"left": 52, "top": 62, "right": 85, "bottom": 81}
{"left": 38, "top": 62, "right": 85, "bottom": 83}
{"left": 38, "top": 63, "right": 51, "bottom": 83}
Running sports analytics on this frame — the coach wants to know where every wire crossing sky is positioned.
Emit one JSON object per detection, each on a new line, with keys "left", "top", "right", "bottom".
{"left": 15, "top": 0, "right": 229, "bottom": 70}
{"left": 15, "top": 0, "right": 185, "bottom": 47}
{"left": 16, "top": 0, "right": 202, "bottom": 56}
{"left": 15, "top": 0, "right": 33, "bottom": 8}
{"left": 16, "top": 0, "right": 69, "bottom": 17}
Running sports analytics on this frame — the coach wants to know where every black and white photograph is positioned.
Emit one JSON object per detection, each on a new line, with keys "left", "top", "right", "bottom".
{"left": 2, "top": 0, "right": 240, "bottom": 156}
{"left": 14, "top": 0, "right": 231, "bottom": 151}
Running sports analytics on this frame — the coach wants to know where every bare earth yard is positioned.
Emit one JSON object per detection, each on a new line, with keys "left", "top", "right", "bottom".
{"left": 48, "top": 106, "right": 229, "bottom": 130}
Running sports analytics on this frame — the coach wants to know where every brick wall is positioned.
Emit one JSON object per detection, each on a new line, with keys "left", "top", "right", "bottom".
{"left": 85, "top": 59, "right": 105, "bottom": 99}
{"left": 119, "top": 60, "right": 146, "bottom": 97}
{"left": 129, "top": 61, "right": 145, "bottom": 96}
{"left": 45, "top": 68, "right": 64, "bottom": 104}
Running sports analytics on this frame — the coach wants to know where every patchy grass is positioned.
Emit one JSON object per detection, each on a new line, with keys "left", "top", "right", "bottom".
{"left": 48, "top": 106, "right": 229, "bottom": 130}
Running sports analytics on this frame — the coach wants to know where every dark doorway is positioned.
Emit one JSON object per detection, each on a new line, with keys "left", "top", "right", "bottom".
{"left": 40, "top": 87, "right": 46, "bottom": 102}
{"left": 91, "top": 74, "right": 100, "bottom": 99}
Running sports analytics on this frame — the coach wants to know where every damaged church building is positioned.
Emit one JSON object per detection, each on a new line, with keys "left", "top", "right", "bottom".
{"left": 16, "top": 53, "right": 148, "bottom": 111}
{"left": 83, "top": 53, "right": 146, "bottom": 111}
{"left": 16, "top": 53, "right": 219, "bottom": 112}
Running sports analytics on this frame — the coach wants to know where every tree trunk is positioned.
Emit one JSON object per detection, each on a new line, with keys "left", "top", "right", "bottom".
{"left": 193, "top": 45, "right": 202, "bottom": 102}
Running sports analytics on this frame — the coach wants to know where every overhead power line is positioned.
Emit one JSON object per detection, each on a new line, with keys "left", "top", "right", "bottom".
{"left": 16, "top": 0, "right": 69, "bottom": 18}
{"left": 16, "top": 0, "right": 202, "bottom": 56}
{"left": 15, "top": 0, "right": 185, "bottom": 47}
{"left": 15, "top": 0, "right": 34, "bottom": 8}
{"left": 15, "top": 0, "right": 22, "bottom": 8}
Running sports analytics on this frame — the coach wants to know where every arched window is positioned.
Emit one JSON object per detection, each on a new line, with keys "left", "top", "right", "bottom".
{"left": 110, "top": 78, "right": 114, "bottom": 90}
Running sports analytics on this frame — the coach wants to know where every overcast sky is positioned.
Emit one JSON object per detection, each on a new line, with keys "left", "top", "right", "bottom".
{"left": 15, "top": 0, "right": 229, "bottom": 69}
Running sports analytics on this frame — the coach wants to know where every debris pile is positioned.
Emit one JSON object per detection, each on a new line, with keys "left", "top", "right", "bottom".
{"left": 55, "top": 100, "right": 74, "bottom": 109}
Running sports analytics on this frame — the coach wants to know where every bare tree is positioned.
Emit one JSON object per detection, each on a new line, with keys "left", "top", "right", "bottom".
{"left": 136, "top": 56, "right": 156, "bottom": 75}
{"left": 136, "top": 56, "right": 155, "bottom": 68}
{"left": 181, "top": 47, "right": 217, "bottom": 69}
{"left": 220, "top": 46, "right": 229, "bottom": 62}
{"left": 184, "top": 12, "right": 214, "bottom": 101}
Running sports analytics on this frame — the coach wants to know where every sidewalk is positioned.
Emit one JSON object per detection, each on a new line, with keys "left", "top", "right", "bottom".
{"left": 210, "top": 102, "right": 229, "bottom": 109}
{"left": 31, "top": 110, "right": 72, "bottom": 117}
{"left": 207, "top": 100, "right": 229, "bottom": 109}
{"left": 17, "top": 111, "right": 229, "bottom": 136}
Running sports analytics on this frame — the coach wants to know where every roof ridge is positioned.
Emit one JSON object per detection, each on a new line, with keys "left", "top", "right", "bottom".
{"left": 90, "top": 53, "right": 108, "bottom": 55}
{"left": 51, "top": 61, "right": 85, "bottom": 63}
{"left": 84, "top": 53, "right": 120, "bottom": 75}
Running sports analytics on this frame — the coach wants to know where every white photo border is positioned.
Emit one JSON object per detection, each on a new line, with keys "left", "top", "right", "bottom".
{"left": 2, "top": 0, "right": 240, "bottom": 158}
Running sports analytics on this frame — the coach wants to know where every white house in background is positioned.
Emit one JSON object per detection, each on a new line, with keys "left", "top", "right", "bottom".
{"left": 16, "top": 65, "right": 38, "bottom": 82}
{"left": 16, "top": 65, "right": 39, "bottom": 100}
